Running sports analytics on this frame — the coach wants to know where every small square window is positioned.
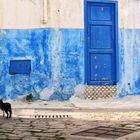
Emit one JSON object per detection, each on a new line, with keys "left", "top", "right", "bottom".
{"left": 9, "top": 60, "right": 31, "bottom": 75}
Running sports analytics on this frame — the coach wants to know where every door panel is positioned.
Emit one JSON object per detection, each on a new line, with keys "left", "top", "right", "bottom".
{"left": 90, "top": 4, "right": 112, "bottom": 21}
{"left": 90, "top": 25, "right": 112, "bottom": 49}
{"left": 90, "top": 54, "right": 112, "bottom": 81}
{"left": 86, "top": 1, "right": 117, "bottom": 85}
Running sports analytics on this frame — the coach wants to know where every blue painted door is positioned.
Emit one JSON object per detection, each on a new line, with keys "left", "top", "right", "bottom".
{"left": 86, "top": 1, "right": 117, "bottom": 85}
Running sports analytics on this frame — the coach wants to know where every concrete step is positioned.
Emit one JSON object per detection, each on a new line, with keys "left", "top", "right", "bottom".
{"left": 0, "top": 108, "right": 139, "bottom": 121}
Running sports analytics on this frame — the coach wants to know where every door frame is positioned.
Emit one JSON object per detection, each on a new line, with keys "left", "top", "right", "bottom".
{"left": 84, "top": 0, "right": 118, "bottom": 85}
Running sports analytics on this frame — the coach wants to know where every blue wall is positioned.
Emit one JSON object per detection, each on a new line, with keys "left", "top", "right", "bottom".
{"left": 0, "top": 28, "right": 84, "bottom": 100}
{"left": 117, "top": 28, "right": 140, "bottom": 97}
{"left": 0, "top": 27, "right": 140, "bottom": 100}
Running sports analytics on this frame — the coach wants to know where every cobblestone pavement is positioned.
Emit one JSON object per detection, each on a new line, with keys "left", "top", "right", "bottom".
{"left": 0, "top": 116, "right": 140, "bottom": 140}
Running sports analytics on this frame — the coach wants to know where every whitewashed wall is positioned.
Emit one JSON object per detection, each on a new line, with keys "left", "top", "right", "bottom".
{"left": 1, "top": 0, "right": 140, "bottom": 29}
{"left": 0, "top": 0, "right": 84, "bottom": 29}
{"left": 119, "top": 0, "right": 140, "bottom": 28}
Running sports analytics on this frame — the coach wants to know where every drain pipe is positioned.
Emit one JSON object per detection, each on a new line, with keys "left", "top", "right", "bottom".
{"left": 42, "top": 0, "right": 48, "bottom": 24}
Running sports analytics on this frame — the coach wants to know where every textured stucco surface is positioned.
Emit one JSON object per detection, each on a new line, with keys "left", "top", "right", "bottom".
{"left": 0, "top": 28, "right": 84, "bottom": 100}
{"left": 117, "top": 29, "right": 140, "bottom": 97}
{"left": 0, "top": 0, "right": 140, "bottom": 100}
{"left": 0, "top": 0, "right": 84, "bottom": 29}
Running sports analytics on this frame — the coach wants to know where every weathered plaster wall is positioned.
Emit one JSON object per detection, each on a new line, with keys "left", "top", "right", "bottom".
{"left": 0, "top": 28, "right": 84, "bottom": 100}
{"left": 119, "top": 0, "right": 140, "bottom": 28}
{"left": 0, "top": 0, "right": 84, "bottom": 29}
{"left": 0, "top": 0, "right": 84, "bottom": 100}
{"left": 118, "top": 29, "right": 140, "bottom": 97}
{"left": 0, "top": 0, "right": 140, "bottom": 100}
{"left": 117, "top": 0, "right": 140, "bottom": 97}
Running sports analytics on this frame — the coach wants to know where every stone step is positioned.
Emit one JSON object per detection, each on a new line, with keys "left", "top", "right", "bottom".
{"left": 0, "top": 108, "right": 139, "bottom": 121}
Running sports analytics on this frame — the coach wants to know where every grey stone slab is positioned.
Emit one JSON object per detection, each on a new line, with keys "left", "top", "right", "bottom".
{"left": 13, "top": 127, "right": 29, "bottom": 132}
{"left": 33, "top": 132, "right": 56, "bottom": 137}
{"left": 28, "top": 129, "right": 43, "bottom": 133}
{"left": 0, "top": 129, "right": 14, "bottom": 133}
{"left": 0, "top": 134, "right": 8, "bottom": 139}
{"left": 7, "top": 135, "right": 23, "bottom": 140}
{"left": 22, "top": 136, "right": 39, "bottom": 140}
{"left": 12, "top": 131, "right": 32, "bottom": 137}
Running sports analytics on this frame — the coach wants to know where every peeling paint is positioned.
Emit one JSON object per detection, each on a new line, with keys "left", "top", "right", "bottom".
{"left": 0, "top": 28, "right": 84, "bottom": 100}
{"left": 0, "top": 28, "right": 140, "bottom": 100}
{"left": 0, "top": 0, "right": 140, "bottom": 100}
{"left": 117, "top": 29, "right": 140, "bottom": 97}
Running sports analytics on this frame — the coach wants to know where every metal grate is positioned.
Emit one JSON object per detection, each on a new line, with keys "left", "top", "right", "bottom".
{"left": 86, "top": 86, "right": 117, "bottom": 100}
{"left": 72, "top": 126, "right": 136, "bottom": 139}
{"left": 34, "top": 115, "right": 70, "bottom": 119}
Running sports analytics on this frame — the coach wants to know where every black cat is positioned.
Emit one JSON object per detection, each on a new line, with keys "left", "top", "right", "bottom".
{"left": 0, "top": 99, "right": 12, "bottom": 118}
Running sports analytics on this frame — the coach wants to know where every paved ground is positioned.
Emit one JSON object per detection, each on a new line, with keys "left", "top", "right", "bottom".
{"left": 0, "top": 116, "right": 140, "bottom": 140}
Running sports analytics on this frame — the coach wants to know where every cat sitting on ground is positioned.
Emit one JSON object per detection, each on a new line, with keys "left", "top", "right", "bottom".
{"left": 0, "top": 99, "right": 12, "bottom": 118}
